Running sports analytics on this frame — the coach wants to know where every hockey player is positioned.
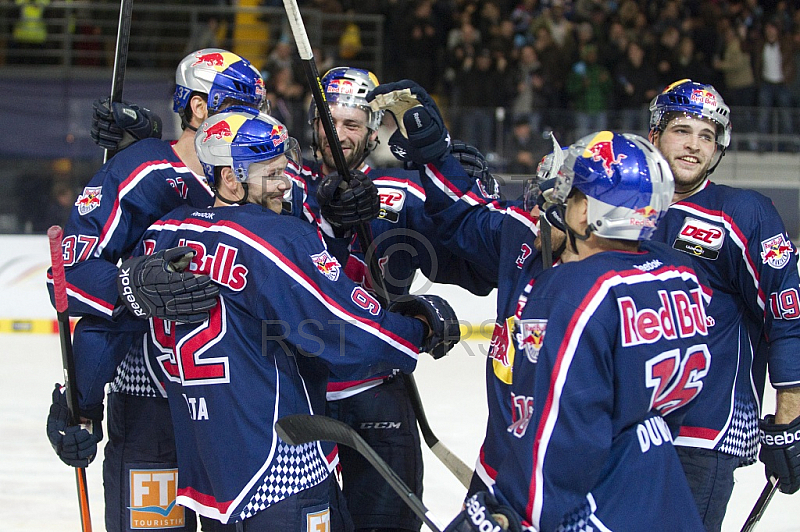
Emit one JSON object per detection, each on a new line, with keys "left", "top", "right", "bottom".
{"left": 447, "top": 131, "right": 710, "bottom": 532}
{"left": 648, "top": 79, "right": 800, "bottom": 530}
{"left": 137, "top": 110, "right": 460, "bottom": 530}
{"left": 45, "top": 49, "right": 269, "bottom": 532}
{"left": 366, "top": 79, "right": 574, "bottom": 498}
{"left": 299, "top": 67, "right": 497, "bottom": 532}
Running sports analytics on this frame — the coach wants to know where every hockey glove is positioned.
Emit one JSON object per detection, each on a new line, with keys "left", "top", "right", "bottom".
{"left": 389, "top": 295, "right": 460, "bottom": 359}
{"left": 452, "top": 140, "right": 499, "bottom": 199}
{"left": 445, "top": 492, "right": 523, "bottom": 532}
{"left": 317, "top": 170, "right": 381, "bottom": 231}
{"left": 117, "top": 246, "right": 219, "bottom": 324}
{"left": 46, "top": 384, "right": 103, "bottom": 468}
{"left": 91, "top": 97, "right": 163, "bottom": 152}
{"left": 367, "top": 80, "right": 451, "bottom": 165}
{"left": 759, "top": 413, "right": 800, "bottom": 494}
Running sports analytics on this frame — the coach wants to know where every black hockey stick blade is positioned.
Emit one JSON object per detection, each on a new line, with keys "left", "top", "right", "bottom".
{"left": 104, "top": 0, "right": 134, "bottom": 164}
{"left": 276, "top": 414, "right": 446, "bottom": 532}
{"left": 740, "top": 476, "right": 779, "bottom": 532}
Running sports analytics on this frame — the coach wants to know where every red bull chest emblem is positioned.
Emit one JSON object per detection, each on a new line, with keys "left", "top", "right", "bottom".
{"left": 311, "top": 250, "right": 341, "bottom": 281}
{"left": 517, "top": 319, "right": 547, "bottom": 363}
{"left": 75, "top": 186, "right": 103, "bottom": 215}
{"left": 760, "top": 234, "right": 795, "bottom": 269}
{"left": 587, "top": 137, "right": 626, "bottom": 177}
{"left": 191, "top": 51, "right": 224, "bottom": 67}
{"left": 202, "top": 120, "right": 232, "bottom": 142}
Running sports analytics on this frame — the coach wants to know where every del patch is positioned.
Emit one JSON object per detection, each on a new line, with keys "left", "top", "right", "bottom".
{"left": 672, "top": 217, "right": 724, "bottom": 260}
{"left": 517, "top": 319, "right": 547, "bottom": 363}
{"left": 377, "top": 188, "right": 406, "bottom": 223}
{"left": 760, "top": 233, "right": 795, "bottom": 269}
{"left": 75, "top": 186, "right": 103, "bottom": 215}
{"left": 311, "top": 250, "right": 341, "bottom": 281}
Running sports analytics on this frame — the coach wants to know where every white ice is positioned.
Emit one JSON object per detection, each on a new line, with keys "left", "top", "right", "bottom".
{"left": 1, "top": 329, "right": 796, "bottom": 531}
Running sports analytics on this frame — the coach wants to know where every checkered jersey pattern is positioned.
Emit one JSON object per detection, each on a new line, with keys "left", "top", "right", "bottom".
{"left": 238, "top": 440, "right": 329, "bottom": 520}
{"left": 556, "top": 500, "right": 594, "bottom": 532}
{"left": 108, "top": 343, "right": 160, "bottom": 397}
{"left": 717, "top": 395, "right": 759, "bottom": 465}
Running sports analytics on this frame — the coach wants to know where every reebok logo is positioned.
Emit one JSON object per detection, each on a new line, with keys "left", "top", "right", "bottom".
{"left": 118, "top": 267, "right": 146, "bottom": 317}
{"left": 633, "top": 259, "right": 663, "bottom": 272}
{"left": 761, "top": 427, "right": 800, "bottom": 446}
{"left": 464, "top": 494, "right": 502, "bottom": 532}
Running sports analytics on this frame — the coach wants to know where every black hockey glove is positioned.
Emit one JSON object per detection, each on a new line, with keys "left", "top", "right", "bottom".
{"left": 317, "top": 170, "right": 380, "bottom": 231}
{"left": 389, "top": 294, "right": 460, "bottom": 359}
{"left": 117, "top": 246, "right": 219, "bottom": 324}
{"left": 46, "top": 384, "right": 103, "bottom": 468}
{"left": 451, "top": 140, "right": 499, "bottom": 199}
{"left": 759, "top": 413, "right": 800, "bottom": 494}
{"left": 367, "top": 80, "right": 451, "bottom": 165}
{"left": 445, "top": 492, "right": 523, "bottom": 532}
{"left": 91, "top": 97, "right": 163, "bottom": 152}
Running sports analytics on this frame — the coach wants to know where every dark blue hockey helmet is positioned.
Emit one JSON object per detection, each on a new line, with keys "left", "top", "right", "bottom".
{"left": 553, "top": 131, "right": 674, "bottom": 241}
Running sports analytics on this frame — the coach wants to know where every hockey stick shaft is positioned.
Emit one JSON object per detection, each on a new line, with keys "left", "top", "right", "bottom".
{"left": 282, "top": 0, "right": 472, "bottom": 488}
{"left": 48, "top": 226, "right": 93, "bottom": 532}
{"left": 104, "top": 0, "right": 134, "bottom": 164}
{"left": 276, "top": 414, "right": 446, "bottom": 532}
{"left": 740, "top": 476, "right": 779, "bottom": 532}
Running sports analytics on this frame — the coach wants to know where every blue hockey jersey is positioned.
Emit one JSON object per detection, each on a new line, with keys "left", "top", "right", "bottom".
{"left": 492, "top": 241, "right": 710, "bottom": 531}
{"left": 652, "top": 180, "right": 800, "bottom": 463}
{"left": 139, "top": 204, "right": 426, "bottom": 524}
{"left": 296, "top": 160, "right": 495, "bottom": 398}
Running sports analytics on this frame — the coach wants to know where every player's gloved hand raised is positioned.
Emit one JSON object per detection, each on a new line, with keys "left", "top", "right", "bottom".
{"left": 91, "top": 97, "right": 163, "bottom": 152}
{"left": 389, "top": 294, "right": 460, "bottom": 359}
{"left": 117, "top": 246, "right": 219, "bottom": 324}
{"left": 317, "top": 170, "right": 380, "bottom": 231}
{"left": 367, "top": 80, "right": 450, "bottom": 165}
{"left": 444, "top": 492, "right": 523, "bottom": 532}
{"left": 451, "top": 140, "right": 499, "bottom": 200}
{"left": 46, "top": 384, "right": 103, "bottom": 468}
{"left": 759, "top": 413, "right": 800, "bottom": 494}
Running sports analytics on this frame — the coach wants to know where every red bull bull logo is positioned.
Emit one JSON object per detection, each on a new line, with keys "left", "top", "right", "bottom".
{"left": 327, "top": 79, "right": 356, "bottom": 95}
{"left": 269, "top": 125, "right": 289, "bottom": 147}
{"left": 75, "top": 186, "right": 103, "bottom": 216}
{"left": 255, "top": 77, "right": 266, "bottom": 99}
{"left": 202, "top": 120, "right": 232, "bottom": 142}
{"left": 192, "top": 51, "right": 225, "bottom": 67}
{"left": 760, "top": 234, "right": 795, "bottom": 269}
{"left": 489, "top": 317, "right": 515, "bottom": 384}
{"left": 690, "top": 88, "right": 717, "bottom": 108}
{"left": 585, "top": 133, "right": 627, "bottom": 177}
{"left": 518, "top": 319, "right": 547, "bottom": 363}
{"left": 631, "top": 205, "right": 659, "bottom": 228}
{"left": 311, "top": 250, "right": 341, "bottom": 281}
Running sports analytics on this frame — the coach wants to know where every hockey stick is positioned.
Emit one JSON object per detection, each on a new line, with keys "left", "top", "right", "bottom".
{"left": 740, "top": 476, "right": 779, "bottom": 532}
{"left": 48, "top": 225, "right": 93, "bottom": 532}
{"left": 104, "top": 0, "right": 134, "bottom": 164}
{"left": 281, "top": 0, "right": 473, "bottom": 489}
{"left": 276, "top": 414, "right": 446, "bottom": 532}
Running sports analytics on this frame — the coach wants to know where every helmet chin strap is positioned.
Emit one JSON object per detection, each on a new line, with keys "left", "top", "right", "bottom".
{"left": 214, "top": 182, "right": 249, "bottom": 206}
{"left": 555, "top": 204, "right": 591, "bottom": 256}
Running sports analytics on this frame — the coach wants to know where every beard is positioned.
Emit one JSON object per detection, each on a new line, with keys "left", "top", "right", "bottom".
{"left": 320, "top": 136, "right": 368, "bottom": 172}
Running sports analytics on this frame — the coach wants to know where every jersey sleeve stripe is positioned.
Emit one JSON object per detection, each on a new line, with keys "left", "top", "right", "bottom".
{"left": 46, "top": 272, "right": 115, "bottom": 316}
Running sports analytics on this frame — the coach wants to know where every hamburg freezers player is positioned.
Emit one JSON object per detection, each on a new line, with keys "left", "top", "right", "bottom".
{"left": 448, "top": 132, "right": 711, "bottom": 532}
{"left": 366, "top": 79, "right": 577, "bottom": 499}
{"left": 648, "top": 80, "right": 800, "bottom": 526}
{"left": 297, "top": 67, "right": 497, "bottom": 532}
{"left": 137, "top": 110, "right": 460, "bottom": 530}
{"left": 45, "top": 49, "right": 269, "bottom": 532}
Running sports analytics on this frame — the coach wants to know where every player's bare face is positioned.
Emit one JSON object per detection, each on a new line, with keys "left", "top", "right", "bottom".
{"left": 655, "top": 116, "right": 717, "bottom": 194}
{"left": 247, "top": 157, "right": 290, "bottom": 213}
{"left": 318, "top": 105, "right": 371, "bottom": 172}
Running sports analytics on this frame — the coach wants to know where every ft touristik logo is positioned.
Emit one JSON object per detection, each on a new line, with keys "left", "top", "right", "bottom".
{"left": 129, "top": 469, "right": 184, "bottom": 529}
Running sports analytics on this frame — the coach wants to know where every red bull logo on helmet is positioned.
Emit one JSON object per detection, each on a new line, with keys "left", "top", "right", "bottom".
{"left": 760, "top": 234, "right": 795, "bottom": 269}
{"left": 255, "top": 77, "right": 266, "bottom": 99}
{"left": 269, "top": 125, "right": 289, "bottom": 147}
{"left": 327, "top": 79, "right": 356, "bottom": 95}
{"left": 75, "top": 186, "right": 103, "bottom": 216}
{"left": 631, "top": 206, "right": 659, "bottom": 228}
{"left": 191, "top": 51, "right": 225, "bottom": 67}
{"left": 202, "top": 120, "right": 233, "bottom": 142}
{"left": 690, "top": 88, "right": 718, "bottom": 108}
{"left": 584, "top": 132, "right": 627, "bottom": 177}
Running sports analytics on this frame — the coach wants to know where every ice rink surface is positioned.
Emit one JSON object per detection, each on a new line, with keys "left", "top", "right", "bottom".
{"left": 1, "top": 332, "right": 797, "bottom": 531}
